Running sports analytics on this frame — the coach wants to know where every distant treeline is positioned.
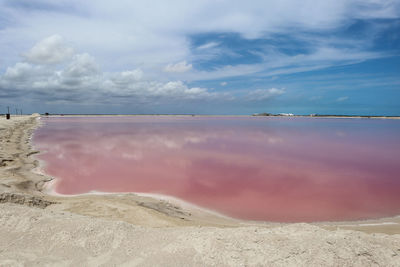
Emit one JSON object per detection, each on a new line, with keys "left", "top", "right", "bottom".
{"left": 252, "top": 113, "right": 399, "bottom": 118}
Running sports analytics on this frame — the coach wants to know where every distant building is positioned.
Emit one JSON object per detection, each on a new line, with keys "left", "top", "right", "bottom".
{"left": 278, "top": 113, "right": 294, "bottom": 116}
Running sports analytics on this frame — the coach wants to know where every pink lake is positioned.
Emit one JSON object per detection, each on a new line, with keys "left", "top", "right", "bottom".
{"left": 33, "top": 116, "right": 400, "bottom": 222}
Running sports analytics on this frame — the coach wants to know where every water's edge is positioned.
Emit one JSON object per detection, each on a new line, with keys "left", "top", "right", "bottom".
{"left": 31, "top": 116, "right": 400, "bottom": 228}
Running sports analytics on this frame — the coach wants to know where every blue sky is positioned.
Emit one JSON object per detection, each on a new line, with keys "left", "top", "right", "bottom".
{"left": 0, "top": 0, "right": 399, "bottom": 115}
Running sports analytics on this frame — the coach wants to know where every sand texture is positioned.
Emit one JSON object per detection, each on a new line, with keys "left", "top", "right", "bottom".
{"left": 0, "top": 115, "right": 400, "bottom": 266}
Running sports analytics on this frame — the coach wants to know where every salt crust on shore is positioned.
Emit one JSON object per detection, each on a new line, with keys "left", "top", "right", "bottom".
{"left": 0, "top": 115, "right": 399, "bottom": 266}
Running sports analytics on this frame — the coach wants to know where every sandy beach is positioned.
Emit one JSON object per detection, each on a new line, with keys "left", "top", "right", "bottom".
{"left": 0, "top": 115, "right": 399, "bottom": 266}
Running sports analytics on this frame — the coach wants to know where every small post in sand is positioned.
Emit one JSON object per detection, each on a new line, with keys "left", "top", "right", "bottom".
{"left": 6, "top": 106, "right": 10, "bottom": 120}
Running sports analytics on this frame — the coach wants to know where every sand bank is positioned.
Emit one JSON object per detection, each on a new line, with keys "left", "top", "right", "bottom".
{"left": 0, "top": 115, "right": 399, "bottom": 266}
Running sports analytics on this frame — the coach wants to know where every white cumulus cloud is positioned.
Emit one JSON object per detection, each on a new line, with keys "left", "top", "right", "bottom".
{"left": 0, "top": 38, "right": 225, "bottom": 105}
{"left": 22, "top": 35, "right": 74, "bottom": 64}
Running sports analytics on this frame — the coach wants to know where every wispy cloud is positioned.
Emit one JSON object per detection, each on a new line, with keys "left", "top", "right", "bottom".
{"left": 246, "top": 88, "right": 285, "bottom": 101}
{"left": 197, "top": 42, "right": 219, "bottom": 50}
{"left": 336, "top": 96, "right": 349, "bottom": 102}
{"left": 1, "top": 0, "right": 398, "bottom": 74}
{"left": 163, "top": 61, "right": 193, "bottom": 73}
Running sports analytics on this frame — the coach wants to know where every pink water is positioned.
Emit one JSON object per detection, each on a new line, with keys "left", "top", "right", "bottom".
{"left": 33, "top": 116, "right": 400, "bottom": 222}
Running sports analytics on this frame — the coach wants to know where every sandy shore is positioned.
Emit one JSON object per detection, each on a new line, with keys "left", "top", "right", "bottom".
{"left": 0, "top": 115, "right": 399, "bottom": 266}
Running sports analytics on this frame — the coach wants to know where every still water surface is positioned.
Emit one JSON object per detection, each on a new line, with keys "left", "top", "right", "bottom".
{"left": 33, "top": 116, "right": 400, "bottom": 222}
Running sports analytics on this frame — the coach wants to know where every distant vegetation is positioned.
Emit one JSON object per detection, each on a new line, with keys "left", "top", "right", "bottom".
{"left": 252, "top": 113, "right": 273, "bottom": 116}
{"left": 252, "top": 113, "right": 294, "bottom": 116}
{"left": 253, "top": 113, "right": 398, "bottom": 118}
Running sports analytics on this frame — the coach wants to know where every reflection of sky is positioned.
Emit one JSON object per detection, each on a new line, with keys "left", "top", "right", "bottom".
{"left": 34, "top": 116, "right": 400, "bottom": 222}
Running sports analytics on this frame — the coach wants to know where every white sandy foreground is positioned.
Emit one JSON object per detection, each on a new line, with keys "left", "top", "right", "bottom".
{"left": 0, "top": 115, "right": 399, "bottom": 266}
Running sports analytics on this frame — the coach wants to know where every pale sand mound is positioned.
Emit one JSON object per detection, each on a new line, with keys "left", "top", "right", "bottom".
{"left": 1, "top": 203, "right": 399, "bottom": 266}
